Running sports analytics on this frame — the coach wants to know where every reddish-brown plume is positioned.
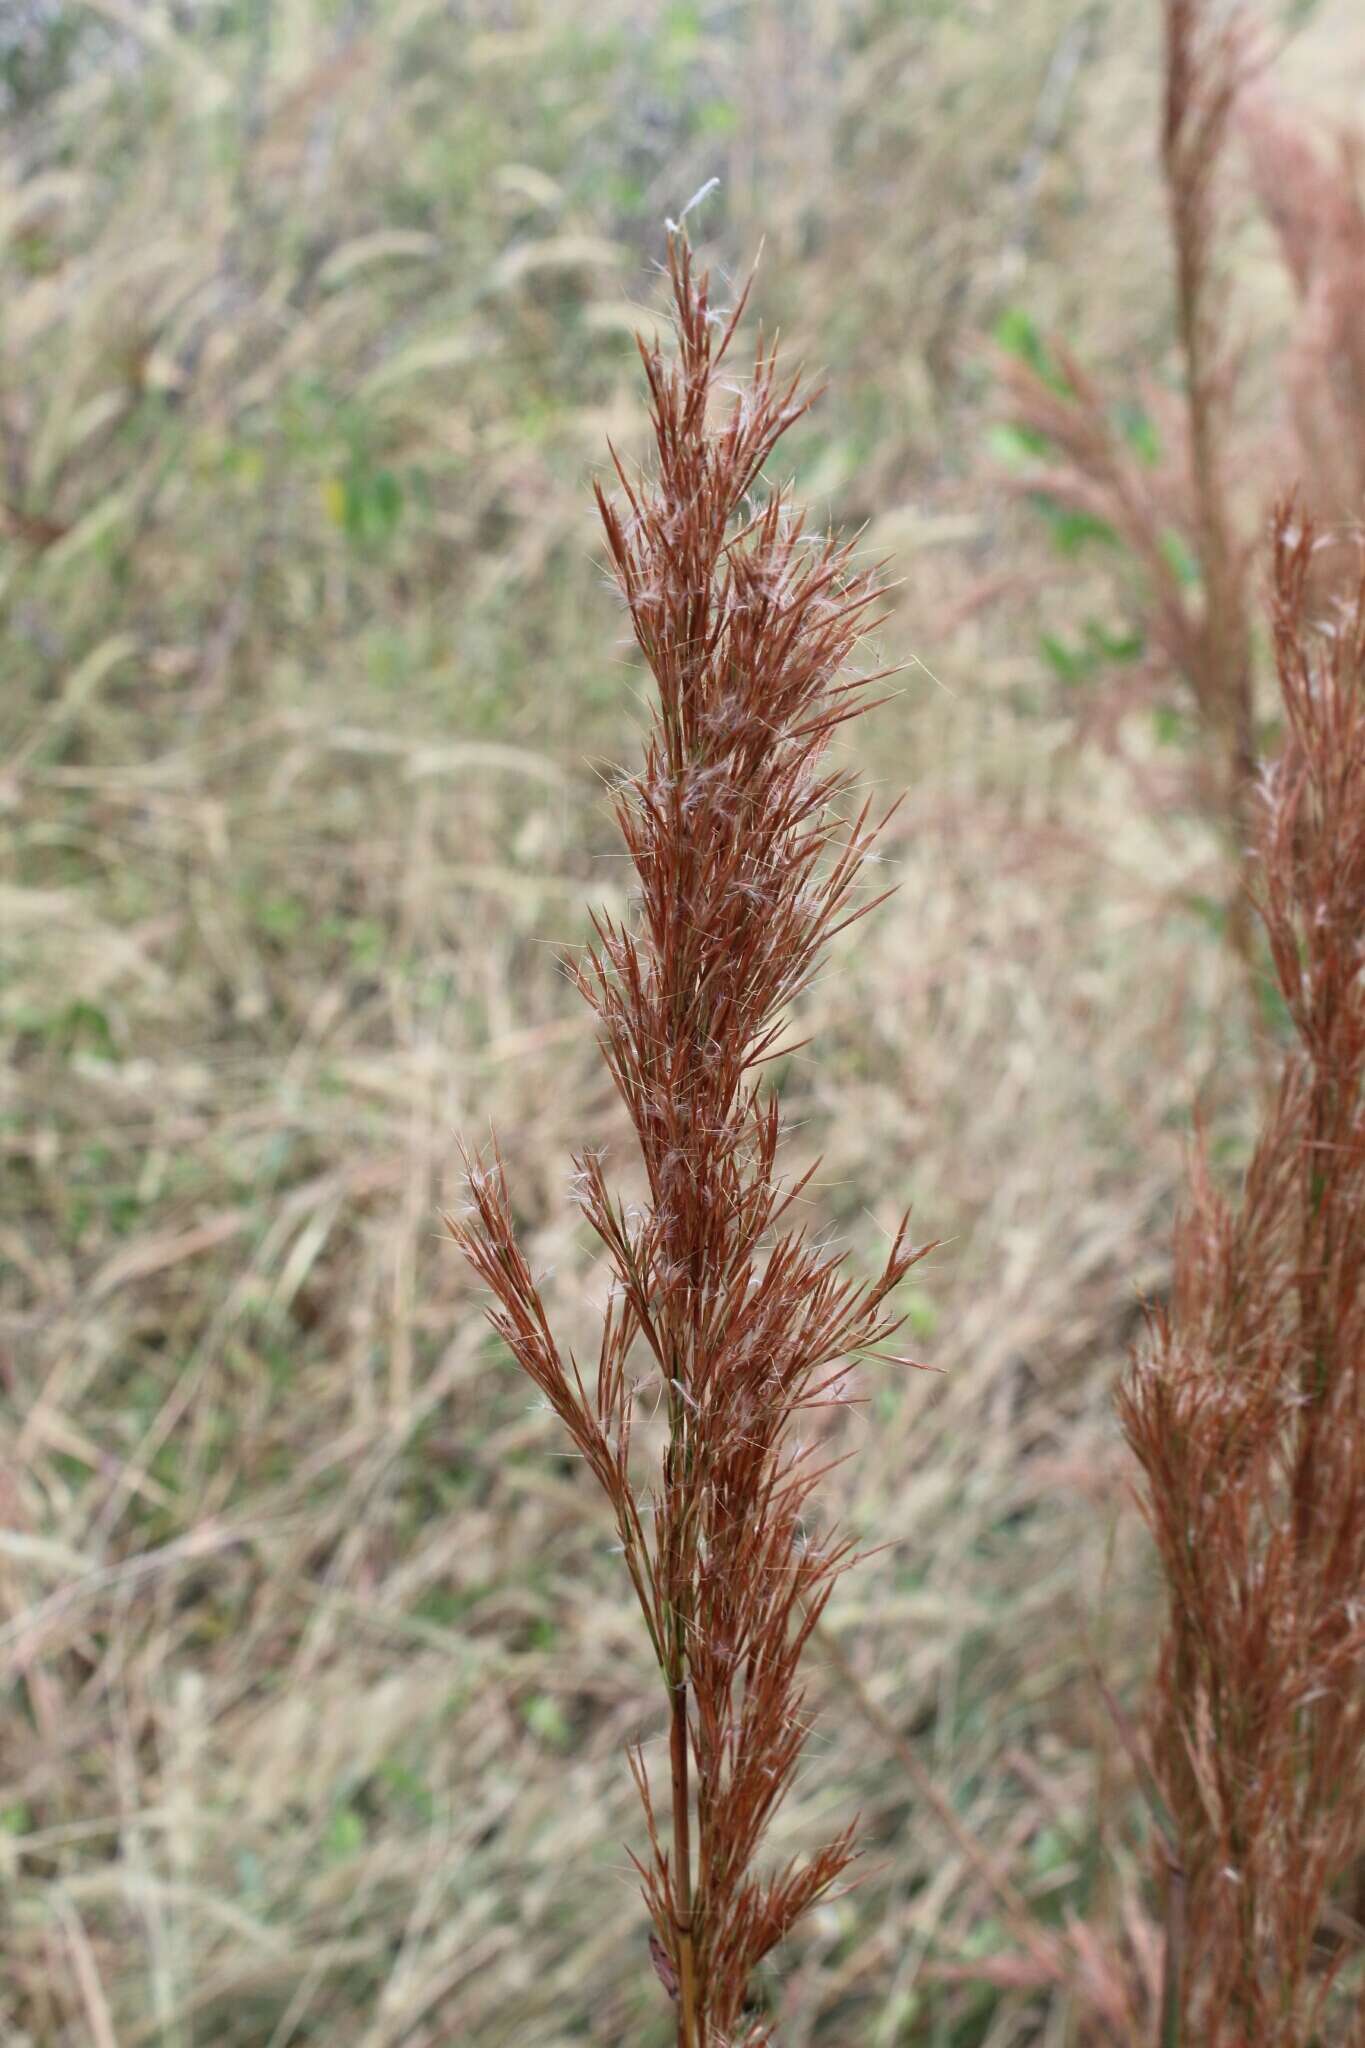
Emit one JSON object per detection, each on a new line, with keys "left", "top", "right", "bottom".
{"left": 1118, "top": 508, "right": 1365, "bottom": 2046}
{"left": 448, "top": 234, "right": 925, "bottom": 2047}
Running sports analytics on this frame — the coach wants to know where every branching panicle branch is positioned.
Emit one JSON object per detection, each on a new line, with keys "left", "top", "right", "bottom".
{"left": 449, "top": 235, "right": 927, "bottom": 2046}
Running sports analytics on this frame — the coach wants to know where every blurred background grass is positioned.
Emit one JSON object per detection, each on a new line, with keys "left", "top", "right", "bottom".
{"left": 2, "top": 2, "right": 1361, "bottom": 2043}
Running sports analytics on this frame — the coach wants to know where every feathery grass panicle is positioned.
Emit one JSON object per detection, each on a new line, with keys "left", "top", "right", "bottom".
{"left": 448, "top": 234, "right": 927, "bottom": 2046}
{"left": 997, "top": 0, "right": 1263, "bottom": 1021}
{"left": 1118, "top": 507, "right": 1365, "bottom": 2046}
{"left": 1239, "top": 88, "right": 1365, "bottom": 549}
{"left": 999, "top": 2, "right": 1365, "bottom": 939}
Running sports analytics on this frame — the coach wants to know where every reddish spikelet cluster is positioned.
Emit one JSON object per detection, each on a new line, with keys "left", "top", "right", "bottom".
{"left": 1118, "top": 509, "right": 1365, "bottom": 2045}
{"left": 449, "top": 236, "right": 924, "bottom": 2047}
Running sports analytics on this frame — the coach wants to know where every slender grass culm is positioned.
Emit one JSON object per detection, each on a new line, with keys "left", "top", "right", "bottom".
{"left": 448, "top": 234, "right": 926, "bottom": 2046}
{"left": 1119, "top": 508, "right": 1365, "bottom": 2046}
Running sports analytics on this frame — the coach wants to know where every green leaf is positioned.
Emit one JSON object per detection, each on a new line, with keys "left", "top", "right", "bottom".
{"left": 1159, "top": 527, "right": 1201, "bottom": 590}
{"left": 900, "top": 1284, "right": 938, "bottom": 1341}
{"left": 1088, "top": 622, "right": 1144, "bottom": 663}
{"left": 376, "top": 1761, "right": 435, "bottom": 1824}
{"left": 994, "top": 306, "right": 1046, "bottom": 370}
{"left": 1185, "top": 892, "right": 1226, "bottom": 936}
{"left": 1035, "top": 500, "right": 1118, "bottom": 556}
{"left": 1039, "top": 617, "right": 1140, "bottom": 689}
{"left": 256, "top": 893, "right": 305, "bottom": 940}
{"left": 699, "top": 98, "right": 738, "bottom": 137}
{"left": 1116, "top": 401, "right": 1160, "bottom": 465}
{"left": 1039, "top": 631, "right": 1095, "bottom": 688}
{"left": 1029, "top": 1822, "right": 1075, "bottom": 1877}
{"left": 1257, "top": 973, "right": 1293, "bottom": 1042}
{"left": 369, "top": 468, "right": 403, "bottom": 534}
{"left": 55, "top": 1000, "right": 118, "bottom": 1060}
{"left": 522, "top": 1693, "right": 570, "bottom": 1749}
{"left": 324, "top": 1805, "right": 365, "bottom": 1859}
{"left": 987, "top": 421, "right": 1051, "bottom": 465}
{"left": 341, "top": 465, "right": 405, "bottom": 548}
{"left": 993, "top": 306, "right": 1070, "bottom": 395}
